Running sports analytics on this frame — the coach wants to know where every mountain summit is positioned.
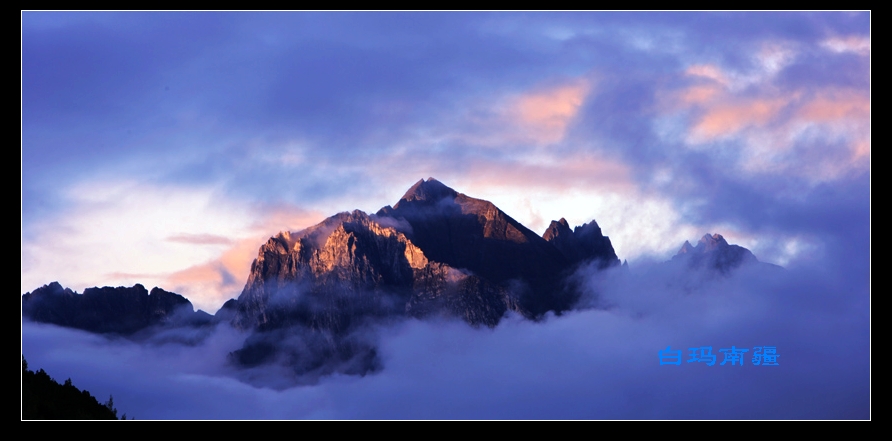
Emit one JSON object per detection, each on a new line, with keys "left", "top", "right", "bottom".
{"left": 219, "top": 178, "right": 621, "bottom": 374}
{"left": 395, "top": 177, "right": 458, "bottom": 205}
{"left": 233, "top": 178, "right": 619, "bottom": 332}
{"left": 671, "top": 233, "right": 760, "bottom": 273}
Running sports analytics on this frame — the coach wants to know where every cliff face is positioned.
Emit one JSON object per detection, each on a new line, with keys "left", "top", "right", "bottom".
{"left": 233, "top": 206, "right": 519, "bottom": 334}
{"left": 236, "top": 211, "right": 417, "bottom": 331}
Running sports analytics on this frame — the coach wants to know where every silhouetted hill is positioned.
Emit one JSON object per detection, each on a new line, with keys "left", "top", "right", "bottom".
{"left": 22, "top": 282, "right": 213, "bottom": 336}
{"left": 22, "top": 356, "right": 122, "bottom": 420}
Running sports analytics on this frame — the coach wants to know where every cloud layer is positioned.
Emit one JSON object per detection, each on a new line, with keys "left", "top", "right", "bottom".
{"left": 22, "top": 12, "right": 869, "bottom": 419}
{"left": 23, "top": 242, "right": 869, "bottom": 419}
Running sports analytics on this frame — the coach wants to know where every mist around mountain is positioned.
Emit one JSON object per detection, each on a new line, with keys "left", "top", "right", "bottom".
{"left": 21, "top": 178, "right": 867, "bottom": 419}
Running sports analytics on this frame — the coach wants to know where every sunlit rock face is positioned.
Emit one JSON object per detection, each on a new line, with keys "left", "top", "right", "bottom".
{"left": 22, "top": 282, "right": 207, "bottom": 335}
{"left": 233, "top": 200, "right": 526, "bottom": 333}
{"left": 670, "top": 233, "right": 760, "bottom": 273}
{"left": 228, "top": 197, "right": 535, "bottom": 376}
{"left": 234, "top": 210, "right": 427, "bottom": 331}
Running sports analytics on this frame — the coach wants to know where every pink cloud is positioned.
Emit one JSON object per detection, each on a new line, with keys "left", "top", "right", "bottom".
{"left": 797, "top": 92, "right": 870, "bottom": 122}
{"left": 164, "top": 235, "right": 271, "bottom": 312}
{"left": 661, "top": 57, "right": 869, "bottom": 183}
{"left": 103, "top": 272, "right": 162, "bottom": 281}
{"left": 853, "top": 139, "right": 871, "bottom": 161}
{"left": 511, "top": 80, "right": 591, "bottom": 145}
{"left": 691, "top": 98, "right": 788, "bottom": 140}
{"left": 685, "top": 64, "right": 729, "bottom": 86}
{"left": 821, "top": 35, "right": 870, "bottom": 56}
{"left": 463, "top": 153, "right": 633, "bottom": 194}
{"left": 166, "top": 233, "right": 233, "bottom": 245}
{"left": 679, "top": 84, "right": 722, "bottom": 105}
{"left": 163, "top": 206, "right": 328, "bottom": 312}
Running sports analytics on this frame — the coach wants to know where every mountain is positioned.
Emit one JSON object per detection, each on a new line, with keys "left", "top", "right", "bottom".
{"left": 21, "top": 181, "right": 786, "bottom": 382}
{"left": 670, "top": 233, "right": 761, "bottom": 273}
{"left": 544, "top": 217, "right": 620, "bottom": 269}
{"left": 222, "top": 178, "right": 621, "bottom": 375}
{"left": 22, "top": 282, "right": 213, "bottom": 337}
{"left": 21, "top": 179, "right": 624, "bottom": 380}
{"left": 232, "top": 178, "right": 620, "bottom": 330}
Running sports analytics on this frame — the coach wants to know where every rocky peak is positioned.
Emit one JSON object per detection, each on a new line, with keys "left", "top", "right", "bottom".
{"left": 671, "top": 233, "right": 758, "bottom": 273}
{"left": 543, "top": 218, "right": 573, "bottom": 242}
{"left": 544, "top": 218, "right": 619, "bottom": 269}
{"left": 395, "top": 177, "right": 458, "bottom": 207}
{"left": 697, "top": 233, "right": 729, "bottom": 252}
{"left": 378, "top": 180, "right": 570, "bottom": 308}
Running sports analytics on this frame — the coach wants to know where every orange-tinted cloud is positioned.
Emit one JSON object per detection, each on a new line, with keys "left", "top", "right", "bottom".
{"left": 691, "top": 98, "right": 788, "bottom": 140}
{"left": 513, "top": 81, "right": 591, "bottom": 144}
{"left": 162, "top": 205, "right": 327, "bottom": 312}
{"left": 662, "top": 56, "right": 869, "bottom": 183}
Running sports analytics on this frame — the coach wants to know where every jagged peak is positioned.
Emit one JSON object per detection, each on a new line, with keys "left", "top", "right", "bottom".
{"left": 697, "top": 233, "right": 729, "bottom": 252}
{"left": 396, "top": 177, "right": 458, "bottom": 206}
{"left": 675, "top": 234, "right": 732, "bottom": 255}
{"left": 543, "top": 218, "right": 574, "bottom": 241}
{"left": 574, "top": 220, "right": 602, "bottom": 237}
{"left": 678, "top": 240, "right": 696, "bottom": 254}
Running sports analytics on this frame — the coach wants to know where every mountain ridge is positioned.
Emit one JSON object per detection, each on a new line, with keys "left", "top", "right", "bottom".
{"left": 22, "top": 178, "right": 778, "bottom": 380}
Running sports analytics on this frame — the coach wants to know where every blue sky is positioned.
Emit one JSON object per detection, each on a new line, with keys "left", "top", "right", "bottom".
{"left": 21, "top": 12, "right": 869, "bottom": 419}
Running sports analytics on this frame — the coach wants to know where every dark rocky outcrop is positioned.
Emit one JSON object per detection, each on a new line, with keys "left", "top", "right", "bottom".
{"left": 22, "top": 282, "right": 211, "bottom": 336}
{"left": 544, "top": 217, "right": 620, "bottom": 269}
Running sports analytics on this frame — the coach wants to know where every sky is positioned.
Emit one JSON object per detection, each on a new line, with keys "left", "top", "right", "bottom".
{"left": 21, "top": 12, "right": 870, "bottom": 419}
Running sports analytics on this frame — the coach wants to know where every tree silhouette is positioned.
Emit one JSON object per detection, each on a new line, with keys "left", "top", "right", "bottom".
{"left": 22, "top": 356, "right": 124, "bottom": 420}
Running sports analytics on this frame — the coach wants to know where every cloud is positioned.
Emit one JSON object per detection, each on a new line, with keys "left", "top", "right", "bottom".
{"left": 20, "top": 13, "right": 869, "bottom": 419}
{"left": 20, "top": 170, "right": 333, "bottom": 312}
{"left": 167, "top": 234, "right": 234, "bottom": 245}
{"left": 690, "top": 97, "right": 789, "bottom": 141}
{"left": 821, "top": 35, "right": 870, "bottom": 56}
{"left": 685, "top": 64, "right": 730, "bottom": 87}
{"left": 658, "top": 51, "right": 869, "bottom": 185}
{"left": 513, "top": 80, "right": 592, "bottom": 145}
{"left": 22, "top": 242, "right": 869, "bottom": 419}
